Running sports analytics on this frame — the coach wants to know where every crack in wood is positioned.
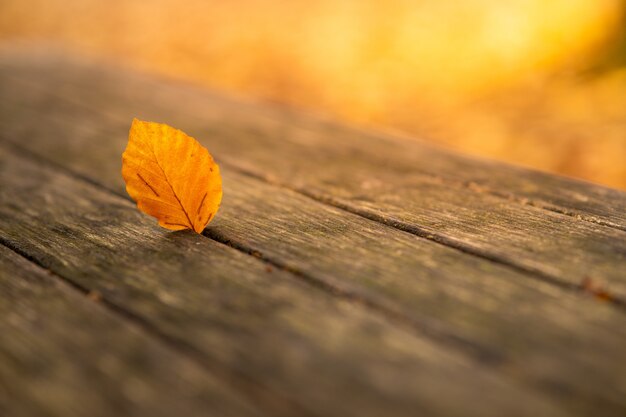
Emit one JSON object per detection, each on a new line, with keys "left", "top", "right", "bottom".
{"left": 222, "top": 160, "right": 626, "bottom": 310}
{"left": 0, "top": 140, "right": 508, "bottom": 364}
{"left": 0, "top": 236, "right": 313, "bottom": 417}
{"left": 3, "top": 71, "right": 625, "bottom": 235}
{"left": 3, "top": 139, "right": 625, "bottom": 315}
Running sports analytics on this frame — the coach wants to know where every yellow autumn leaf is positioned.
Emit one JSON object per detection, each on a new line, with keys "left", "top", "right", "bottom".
{"left": 122, "top": 119, "right": 222, "bottom": 234}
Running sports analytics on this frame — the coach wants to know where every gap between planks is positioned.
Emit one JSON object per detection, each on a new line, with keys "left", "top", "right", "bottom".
{"left": 0, "top": 235, "right": 314, "bottom": 417}
{"left": 0, "top": 138, "right": 626, "bottom": 367}
{"left": 320, "top": 124, "right": 626, "bottom": 233}
{"left": 223, "top": 159, "right": 626, "bottom": 309}
{"left": 4, "top": 70, "right": 625, "bottom": 234}
{"left": 2, "top": 73, "right": 624, "bottom": 300}
{"left": 1, "top": 138, "right": 624, "bottom": 400}
{"left": 0, "top": 139, "right": 506, "bottom": 365}
{"left": 2, "top": 50, "right": 625, "bottom": 417}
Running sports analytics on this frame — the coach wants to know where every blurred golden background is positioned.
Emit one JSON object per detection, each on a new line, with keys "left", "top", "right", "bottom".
{"left": 1, "top": 0, "right": 625, "bottom": 188}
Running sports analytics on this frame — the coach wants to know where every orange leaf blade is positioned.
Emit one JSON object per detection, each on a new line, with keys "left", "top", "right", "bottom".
{"left": 122, "top": 119, "right": 222, "bottom": 234}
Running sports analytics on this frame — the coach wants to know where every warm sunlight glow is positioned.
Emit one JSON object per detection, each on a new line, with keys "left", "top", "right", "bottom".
{"left": 1, "top": 0, "right": 624, "bottom": 187}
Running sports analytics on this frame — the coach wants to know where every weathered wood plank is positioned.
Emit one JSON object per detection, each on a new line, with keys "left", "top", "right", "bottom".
{"left": 0, "top": 245, "right": 263, "bottom": 417}
{"left": 0, "top": 48, "right": 624, "bottom": 301}
{"left": 1, "top": 47, "right": 624, "bottom": 231}
{"left": 5, "top": 48, "right": 623, "bottom": 410}
{"left": 1, "top": 98, "right": 626, "bottom": 415}
{"left": 0, "top": 147, "right": 572, "bottom": 417}
{"left": 0, "top": 44, "right": 623, "bottom": 231}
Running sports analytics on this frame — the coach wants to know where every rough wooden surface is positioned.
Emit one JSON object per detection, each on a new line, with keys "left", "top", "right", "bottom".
{"left": 0, "top": 246, "right": 261, "bottom": 417}
{"left": 1, "top": 49, "right": 624, "bottom": 302}
{"left": 0, "top": 46, "right": 625, "bottom": 417}
{"left": 0, "top": 146, "right": 566, "bottom": 417}
{"left": 2, "top": 116, "right": 626, "bottom": 414}
{"left": 2, "top": 48, "right": 625, "bottom": 232}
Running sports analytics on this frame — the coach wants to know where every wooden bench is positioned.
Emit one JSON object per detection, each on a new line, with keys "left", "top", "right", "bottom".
{"left": 0, "top": 46, "right": 625, "bottom": 417}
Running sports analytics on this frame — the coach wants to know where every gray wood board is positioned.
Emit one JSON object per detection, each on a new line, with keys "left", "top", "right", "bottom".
{"left": 1, "top": 86, "right": 626, "bottom": 414}
{"left": 0, "top": 48, "right": 624, "bottom": 302}
{"left": 1, "top": 46, "right": 624, "bottom": 232}
{"left": 0, "top": 245, "right": 262, "bottom": 417}
{"left": 0, "top": 145, "right": 574, "bottom": 417}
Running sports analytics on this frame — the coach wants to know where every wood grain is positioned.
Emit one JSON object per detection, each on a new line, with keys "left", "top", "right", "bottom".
{"left": 0, "top": 147, "right": 573, "bottom": 417}
{"left": 0, "top": 48, "right": 624, "bottom": 302}
{"left": 1, "top": 47, "right": 624, "bottom": 232}
{"left": 0, "top": 245, "right": 262, "bottom": 417}
{"left": 1, "top": 47, "right": 626, "bottom": 416}
{"left": 1, "top": 77, "right": 626, "bottom": 415}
